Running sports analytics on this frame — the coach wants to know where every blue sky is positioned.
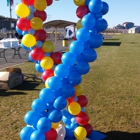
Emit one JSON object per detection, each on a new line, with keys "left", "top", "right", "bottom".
{"left": 0, "top": 0, "right": 140, "bottom": 28}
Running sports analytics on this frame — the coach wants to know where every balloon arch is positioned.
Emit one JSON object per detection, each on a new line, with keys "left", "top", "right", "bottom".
{"left": 15, "top": 0, "right": 109, "bottom": 139}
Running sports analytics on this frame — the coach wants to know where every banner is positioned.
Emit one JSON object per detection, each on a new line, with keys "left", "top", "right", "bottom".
{"left": 7, "top": 0, "right": 13, "bottom": 6}
{"left": 7, "top": 0, "right": 10, "bottom": 6}
{"left": 10, "top": 0, "right": 13, "bottom": 6}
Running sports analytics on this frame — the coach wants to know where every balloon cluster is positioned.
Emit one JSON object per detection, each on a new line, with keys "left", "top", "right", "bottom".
{"left": 15, "top": 0, "right": 109, "bottom": 140}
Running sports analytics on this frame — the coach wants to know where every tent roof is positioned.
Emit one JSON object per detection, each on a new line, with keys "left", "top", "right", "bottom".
{"left": 43, "top": 20, "right": 76, "bottom": 28}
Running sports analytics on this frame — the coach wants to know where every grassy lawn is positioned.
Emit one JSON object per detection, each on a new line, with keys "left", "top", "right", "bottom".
{"left": 0, "top": 34, "right": 140, "bottom": 140}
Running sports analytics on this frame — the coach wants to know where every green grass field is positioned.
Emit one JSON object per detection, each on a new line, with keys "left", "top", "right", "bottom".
{"left": 0, "top": 34, "right": 140, "bottom": 140}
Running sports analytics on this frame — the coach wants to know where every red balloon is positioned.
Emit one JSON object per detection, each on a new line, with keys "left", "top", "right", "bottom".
{"left": 77, "top": 95, "right": 88, "bottom": 107}
{"left": 34, "top": 10, "right": 47, "bottom": 21}
{"left": 76, "top": 5, "right": 90, "bottom": 19}
{"left": 22, "top": 0, "right": 35, "bottom": 5}
{"left": 83, "top": 123, "right": 93, "bottom": 135}
{"left": 67, "top": 95, "right": 75, "bottom": 104}
{"left": 46, "top": 0, "right": 53, "bottom": 6}
{"left": 42, "top": 69, "right": 54, "bottom": 81}
{"left": 16, "top": 18, "right": 30, "bottom": 31}
{"left": 30, "top": 48, "right": 45, "bottom": 61}
{"left": 34, "top": 29, "right": 47, "bottom": 41}
{"left": 45, "top": 128, "right": 57, "bottom": 140}
{"left": 50, "top": 52, "right": 62, "bottom": 64}
{"left": 76, "top": 112, "right": 89, "bottom": 125}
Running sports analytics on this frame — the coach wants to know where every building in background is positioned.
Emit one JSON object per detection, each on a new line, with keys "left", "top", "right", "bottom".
{"left": 0, "top": 15, "right": 17, "bottom": 38}
{"left": 113, "top": 22, "right": 134, "bottom": 29}
{"left": 122, "top": 22, "right": 134, "bottom": 29}
{"left": 128, "top": 26, "right": 140, "bottom": 33}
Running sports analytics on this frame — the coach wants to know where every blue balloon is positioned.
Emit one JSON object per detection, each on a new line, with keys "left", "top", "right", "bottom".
{"left": 86, "top": 0, "right": 90, "bottom": 5}
{"left": 61, "top": 52, "right": 76, "bottom": 66}
{"left": 69, "top": 40, "right": 84, "bottom": 55}
{"left": 28, "top": 28, "right": 36, "bottom": 35}
{"left": 65, "top": 127, "right": 74, "bottom": 137}
{"left": 101, "top": 1, "right": 109, "bottom": 15}
{"left": 68, "top": 71, "right": 82, "bottom": 85}
{"left": 87, "top": 130, "right": 106, "bottom": 140}
{"left": 22, "top": 30, "right": 28, "bottom": 36}
{"left": 37, "top": 117, "right": 51, "bottom": 133}
{"left": 76, "top": 61, "right": 90, "bottom": 75}
{"left": 45, "top": 53, "right": 51, "bottom": 57}
{"left": 20, "top": 126, "right": 34, "bottom": 140}
{"left": 88, "top": 34, "right": 103, "bottom": 48}
{"left": 46, "top": 103, "right": 54, "bottom": 110}
{"left": 54, "top": 89, "right": 62, "bottom": 98}
{"left": 16, "top": 26, "right": 23, "bottom": 35}
{"left": 29, "top": 5, "right": 36, "bottom": 13}
{"left": 24, "top": 110, "right": 40, "bottom": 126}
{"left": 74, "top": 96, "right": 78, "bottom": 102}
{"left": 82, "top": 13, "right": 95, "bottom": 29}
{"left": 28, "top": 52, "right": 38, "bottom": 63}
{"left": 30, "top": 130, "right": 45, "bottom": 140}
{"left": 61, "top": 78, "right": 69, "bottom": 85}
{"left": 62, "top": 109, "right": 73, "bottom": 118}
{"left": 35, "top": 63, "right": 44, "bottom": 73}
{"left": 48, "top": 109, "right": 62, "bottom": 123}
{"left": 94, "top": 12, "right": 102, "bottom": 19}
{"left": 69, "top": 66, "right": 77, "bottom": 73}
{"left": 83, "top": 42, "right": 91, "bottom": 50}
{"left": 47, "top": 76, "right": 62, "bottom": 90}
{"left": 76, "top": 54, "right": 83, "bottom": 61}
{"left": 39, "top": 88, "right": 55, "bottom": 103}
{"left": 89, "top": 28, "right": 97, "bottom": 36}
{"left": 88, "top": 0, "right": 103, "bottom": 13}
{"left": 60, "top": 84, "right": 75, "bottom": 98}
{"left": 70, "top": 122, "right": 79, "bottom": 130}
{"left": 27, "top": 13, "right": 34, "bottom": 20}
{"left": 82, "top": 48, "right": 97, "bottom": 62}
{"left": 76, "top": 28, "right": 90, "bottom": 42}
{"left": 54, "top": 64, "right": 69, "bottom": 78}
{"left": 94, "top": 18, "right": 108, "bottom": 32}
{"left": 21, "top": 43, "right": 31, "bottom": 51}
{"left": 71, "top": 117, "right": 77, "bottom": 124}
{"left": 81, "top": 107, "right": 85, "bottom": 112}
{"left": 53, "top": 96, "right": 67, "bottom": 110}
{"left": 62, "top": 116, "right": 71, "bottom": 125}
{"left": 31, "top": 98, "right": 47, "bottom": 113}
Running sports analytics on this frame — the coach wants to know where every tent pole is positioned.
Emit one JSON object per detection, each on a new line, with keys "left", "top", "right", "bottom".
{"left": 55, "top": 27, "right": 57, "bottom": 45}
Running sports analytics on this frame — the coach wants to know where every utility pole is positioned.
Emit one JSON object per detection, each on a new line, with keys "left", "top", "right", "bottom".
{"left": 9, "top": 2, "right": 12, "bottom": 37}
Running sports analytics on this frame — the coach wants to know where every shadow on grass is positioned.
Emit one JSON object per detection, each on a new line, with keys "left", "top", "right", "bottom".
{"left": 103, "top": 42, "right": 122, "bottom": 46}
{"left": 105, "top": 38, "right": 120, "bottom": 40}
{"left": 0, "top": 90, "right": 27, "bottom": 96}
{"left": 103, "top": 131, "right": 140, "bottom": 140}
{"left": 15, "top": 81, "right": 42, "bottom": 91}
{"left": 0, "top": 80, "right": 42, "bottom": 96}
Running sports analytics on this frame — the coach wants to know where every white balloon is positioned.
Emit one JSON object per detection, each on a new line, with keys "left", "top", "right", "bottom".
{"left": 56, "top": 124, "right": 66, "bottom": 140}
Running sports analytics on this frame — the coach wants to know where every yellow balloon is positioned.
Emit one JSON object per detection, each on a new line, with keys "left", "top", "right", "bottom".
{"left": 52, "top": 122, "right": 59, "bottom": 129}
{"left": 76, "top": 19, "right": 83, "bottom": 30}
{"left": 73, "top": 0, "right": 86, "bottom": 6}
{"left": 42, "top": 41, "right": 55, "bottom": 53}
{"left": 30, "top": 17, "right": 43, "bottom": 30}
{"left": 75, "top": 85, "right": 83, "bottom": 96}
{"left": 15, "top": 3, "right": 30, "bottom": 18}
{"left": 21, "top": 34, "right": 36, "bottom": 48}
{"left": 74, "top": 126, "right": 87, "bottom": 140}
{"left": 68, "top": 102, "right": 81, "bottom": 115}
{"left": 40, "top": 57, "right": 54, "bottom": 70}
{"left": 34, "top": 0, "right": 47, "bottom": 11}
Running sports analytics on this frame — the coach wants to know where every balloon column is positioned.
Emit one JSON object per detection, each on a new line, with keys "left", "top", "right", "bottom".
{"left": 15, "top": 0, "right": 109, "bottom": 139}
